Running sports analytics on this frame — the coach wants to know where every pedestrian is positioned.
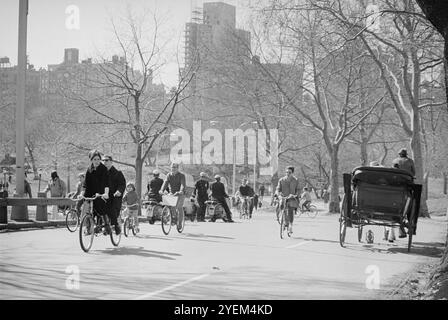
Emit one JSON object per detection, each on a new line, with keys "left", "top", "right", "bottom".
{"left": 103, "top": 155, "right": 126, "bottom": 235}
{"left": 24, "top": 172, "right": 32, "bottom": 198}
{"left": 192, "top": 172, "right": 209, "bottom": 222}
{"left": 210, "top": 175, "right": 234, "bottom": 222}
{"left": 45, "top": 171, "right": 67, "bottom": 214}
{"left": 258, "top": 184, "right": 265, "bottom": 202}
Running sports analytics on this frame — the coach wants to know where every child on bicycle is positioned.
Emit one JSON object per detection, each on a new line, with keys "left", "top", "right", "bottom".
{"left": 300, "top": 187, "right": 312, "bottom": 211}
{"left": 122, "top": 182, "right": 139, "bottom": 232}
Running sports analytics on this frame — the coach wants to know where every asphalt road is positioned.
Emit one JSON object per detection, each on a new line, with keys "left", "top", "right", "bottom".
{"left": 1, "top": 202, "right": 446, "bottom": 300}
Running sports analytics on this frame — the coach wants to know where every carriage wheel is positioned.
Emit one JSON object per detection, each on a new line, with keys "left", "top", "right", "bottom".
{"left": 339, "top": 195, "right": 347, "bottom": 247}
{"left": 358, "top": 225, "right": 363, "bottom": 243}
{"left": 161, "top": 206, "right": 172, "bottom": 235}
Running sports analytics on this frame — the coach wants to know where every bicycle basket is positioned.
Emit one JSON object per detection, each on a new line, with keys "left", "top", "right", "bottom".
{"left": 162, "top": 194, "right": 179, "bottom": 207}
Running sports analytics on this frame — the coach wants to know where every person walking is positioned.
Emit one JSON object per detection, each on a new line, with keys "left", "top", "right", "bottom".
{"left": 24, "top": 172, "right": 32, "bottom": 198}
{"left": 210, "top": 175, "right": 234, "bottom": 222}
{"left": 103, "top": 155, "right": 126, "bottom": 235}
{"left": 45, "top": 171, "right": 67, "bottom": 215}
{"left": 258, "top": 184, "right": 265, "bottom": 203}
{"left": 192, "top": 172, "right": 209, "bottom": 222}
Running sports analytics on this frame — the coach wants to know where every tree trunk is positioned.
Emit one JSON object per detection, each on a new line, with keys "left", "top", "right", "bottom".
{"left": 360, "top": 125, "right": 368, "bottom": 166}
{"left": 443, "top": 172, "right": 447, "bottom": 195}
{"left": 410, "top": 111, "right": 430, "bottom": 217}
{"left": 135, "top": 145, "right": 143, "bottom": 217}
{"left": 329, "top": 146, "right": 341, "bottom": 213}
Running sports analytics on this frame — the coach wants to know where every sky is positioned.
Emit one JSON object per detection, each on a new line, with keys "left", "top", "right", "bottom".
{"left": 0, "top": 0, "right": 251, "bottom": 87}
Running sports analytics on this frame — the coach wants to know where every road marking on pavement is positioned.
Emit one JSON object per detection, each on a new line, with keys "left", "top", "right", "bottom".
{"left": 133, "top": 273, "right": 210, "bottom": 300}
{"left": 285, "top": 241, "right": 312, "bottom": 249}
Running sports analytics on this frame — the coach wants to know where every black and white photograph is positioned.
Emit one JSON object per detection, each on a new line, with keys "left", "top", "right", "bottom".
{"left": 1, "top": 0, "right": 447, "bottom": 305}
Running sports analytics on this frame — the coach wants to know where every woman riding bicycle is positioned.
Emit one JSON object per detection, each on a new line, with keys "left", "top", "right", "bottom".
{"left": 79, "top": 150, "right": 110, "bottom": 230}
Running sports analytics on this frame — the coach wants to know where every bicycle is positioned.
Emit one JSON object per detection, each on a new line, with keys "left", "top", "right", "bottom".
{"left": 296, "top": 201, "right": 318, "bottom": 218}
{"left": 143, "top": 198, "right": 163, "bottom": 225}
{"left": 160, "top": 193, "right": 185, "bottom": 235}
{"left": 78, "top": 194, "right": 121, "bottom": 252}
{"left": 123, "top": 205, "right": 140, "bottom": 237}
{"left": 278, "top": 195, "right": 297, "bottom": 239}
{"left": 65, "top": 201, "right": 81, "bottom": 232}
{"left": 238, "top": 196, "right": 253, "bottom": 219}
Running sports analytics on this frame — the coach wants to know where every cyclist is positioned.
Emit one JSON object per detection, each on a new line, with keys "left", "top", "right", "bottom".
{"left": 123, "top": 182, "right": 139, "bottom": 233}
{"left": 147, "top": 169, "right": 163, "bottom": 203}
{"left": 160, "top": 163, "right": 186, "bottom": 221}
{"left": 235, "top": 178, "right": 255, "bottom": 218}
{"left": 300, "top": 187, "right": 312, "bottom": 212}
{"left": 210, "top": 175, "right": 234, "bottom": 222}
{"left": 192, "top": 172, "right": 209, "bottom": 222}
{"left": 103, "top": 155, "right": 126, "bottom": 235}
{"left": 79, "top": 150, "right": 110, "bottom": 232}
{"left": 276, "top": 166, "right": 300, "bottom": 235}
{"left": 71, "top": 173, "right": 85, "bottom": 215}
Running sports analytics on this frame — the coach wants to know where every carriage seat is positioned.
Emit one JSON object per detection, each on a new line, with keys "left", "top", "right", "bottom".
{"left": 351, "top": 167, "right": 413, "bottom": 219}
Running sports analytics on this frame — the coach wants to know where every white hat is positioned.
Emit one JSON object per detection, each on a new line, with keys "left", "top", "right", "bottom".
{"left": 200, "top": 172, "right": 206, "bottom": 177}
{"left": 153, "top": 169, "right": 160, "bottom": 175}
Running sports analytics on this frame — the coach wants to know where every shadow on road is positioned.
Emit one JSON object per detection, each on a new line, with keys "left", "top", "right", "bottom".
{"left": 290, "top": 236, "right": 340, "bottom": 245}
{"left": 344, "top": 243, "right": 444, "bottom": 258}
{"left": 97, "top": 246, "right": 181, "bottom": 260}
{"left": 181, "top": 233, "right": 234, "bottom": 240}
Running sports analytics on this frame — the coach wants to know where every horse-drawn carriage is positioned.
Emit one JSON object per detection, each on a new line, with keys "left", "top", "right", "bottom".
{"left": 339, "top": 166, "right": 422, "bottom": 252}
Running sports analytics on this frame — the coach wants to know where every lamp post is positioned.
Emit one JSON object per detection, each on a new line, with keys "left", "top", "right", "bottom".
{"left": 11, "top": 0, "right": 29, "bottom": 221}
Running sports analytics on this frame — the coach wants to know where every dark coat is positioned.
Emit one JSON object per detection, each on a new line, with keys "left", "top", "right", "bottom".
{"left": 107, "top": 166, "right": 126, "bottom": 197}
{"left": 193, "top": 179, "right": 209, "bottom": 201}
{"left": 83, "top": 162, "right": 110, "bottom": 197}
{"left": 210, "top": 181, "right": 228, "bottom": 200}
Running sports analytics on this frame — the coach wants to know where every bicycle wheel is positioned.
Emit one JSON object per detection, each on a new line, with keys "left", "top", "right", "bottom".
{"left": 177, "top": 209, "right": 185, "bottom": 233}
{"left": 307, "top": 205, "right": 318, "bottom": 218}
{"left": 161, "top": 206, "right": 172, "bottom": 235}
{"left": 110, "top": 222, "right": 121, "bottom": 246}
{"left": 66, "top": 209, "right": 79, "bottom": 232}
{"left": 276, "top": 206, "right": 281, "bottom": 225}
{"left": 280, "top": 210, "right": 286, "bottom": 239}
{"left": 131, "top": 217, "right": 137, "bottom": 236}
{"left": 79, "top": 214, "right": 94, "bottom": 253}
{"left": 123, "top": 217, "right": 131, "bottom": 237}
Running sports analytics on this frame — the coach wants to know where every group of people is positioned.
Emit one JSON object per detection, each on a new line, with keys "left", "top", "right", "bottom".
{"left": 144, "top": 166, "right": 236, "bottom": 223}
{"left": 67, "top": 150, "right": 139, "bottom": 235}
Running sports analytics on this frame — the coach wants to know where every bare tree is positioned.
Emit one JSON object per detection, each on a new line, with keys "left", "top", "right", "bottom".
{"left": 61, "top": 9, "right": 196, "bottom": 202}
